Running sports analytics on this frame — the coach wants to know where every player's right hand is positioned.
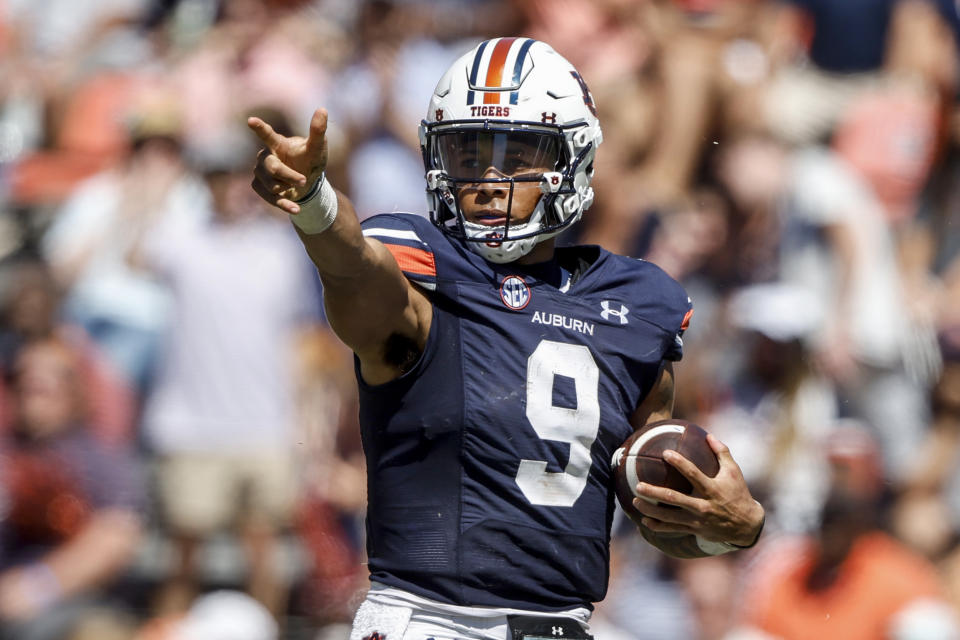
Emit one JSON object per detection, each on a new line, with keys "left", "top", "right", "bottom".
{"left": 248, "top": 108, "right": 329, "bottom": 215}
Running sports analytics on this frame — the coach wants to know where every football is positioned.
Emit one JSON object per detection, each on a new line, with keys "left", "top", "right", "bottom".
{"left": 611, "top": 419, "right": 721, "bottom": 558}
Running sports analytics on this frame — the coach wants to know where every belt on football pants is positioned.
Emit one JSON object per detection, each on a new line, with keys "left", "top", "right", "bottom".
{"left": 507, "top": 615, "right": 593, "bottom": 640}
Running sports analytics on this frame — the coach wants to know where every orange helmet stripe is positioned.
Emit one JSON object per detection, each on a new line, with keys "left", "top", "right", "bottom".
{"left": 483, "top": 37, "right": 517, "bottom": 105}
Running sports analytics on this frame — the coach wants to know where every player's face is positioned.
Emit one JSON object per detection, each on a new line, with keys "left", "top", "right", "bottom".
{"left": 435, "top": 131, "right": 560, "bottom": 225}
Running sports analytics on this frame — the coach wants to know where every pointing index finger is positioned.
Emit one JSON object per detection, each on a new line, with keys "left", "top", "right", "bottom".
{"left": 247, "top": 116, "right": 286, "bottom": 153}
{"left": 304, "top": 108, "right": 328, "bottom": 155}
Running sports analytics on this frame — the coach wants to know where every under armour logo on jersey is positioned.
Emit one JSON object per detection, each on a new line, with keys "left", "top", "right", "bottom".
{"left": 552, "top": 627, "right": 564, "bottom": 636}
{"left": 541, "top": 111, "right": 557, "bottom": 123}
{"left": 600, "top": 301, "right": 629, "bottom": 324}
{"left": 362, "top": 634, "right": 385, "bottom": 640}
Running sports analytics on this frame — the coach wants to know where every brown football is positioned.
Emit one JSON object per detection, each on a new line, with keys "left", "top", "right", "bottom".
{"left": 611, "top": 419, "right": 720, "bottom": 558}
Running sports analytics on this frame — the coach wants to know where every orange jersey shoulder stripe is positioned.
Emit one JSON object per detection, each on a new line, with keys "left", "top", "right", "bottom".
{"left": 681, "top": 308, "right": 694, "bottom": 331}
{"left": 384, "top": 243, "right": 437, "bottom": 278}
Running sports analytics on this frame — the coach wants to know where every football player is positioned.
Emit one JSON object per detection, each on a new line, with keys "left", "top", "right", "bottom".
{"left": 249, "top": 38, "right": 764, "bottom": 640}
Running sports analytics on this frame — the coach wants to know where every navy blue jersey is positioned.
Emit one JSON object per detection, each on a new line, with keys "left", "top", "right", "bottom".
{"left": 356, "top": 213, "right": 692, "bottom": 611}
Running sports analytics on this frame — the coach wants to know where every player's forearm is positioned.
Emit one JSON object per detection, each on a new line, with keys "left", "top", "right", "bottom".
{"left": 293, "top": 184, "right": 428, "bottom": 364}
{"left": 293, "top": 186, "right": 375, "bottom": 282}
{"left": 635, "top": 510, "right": 764, "bottom": 559}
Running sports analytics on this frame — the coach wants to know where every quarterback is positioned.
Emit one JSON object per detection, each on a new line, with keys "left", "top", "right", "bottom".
{"left": 249, "top": 38, "right": 763, "bottom": 640}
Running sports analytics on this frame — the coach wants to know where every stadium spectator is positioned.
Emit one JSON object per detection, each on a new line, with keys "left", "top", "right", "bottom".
{"left": 705, "top": 283, "right": 836, "bottom": 534}
{"left": 336, "top": 21, "right": 455, "bottom": 219}
{"left": 2, "top": 1, "right": 959, "bottom": 637}
{"left": 675, "top": 554, "right": 742, "bottom": 640}
{"left": 40, "top": 106, "right": 208, "bottom": 394}
{"left": 632, "top": 0, "right": 781, "bottom": 207}
{"left": 598, "top": 526, "right": 700, "bottom": 639}
{"left": 292, "top": 327, "right": 368, "bottom": 626}
{"left": 635, "top": 188, "right": 732, "bottom": 286}
{"left": 714, "top": 135, "right": 935, "bottom": 484}
{"left": 169, "top": 0, "right": 332, "bottom": 161}
{"left": 249, "top": 37, "right": 765, "bottom": 639}
{"left": 136, "top": 589, "right": 278, "bottom": 640}
{"left": 630, "top": 189, "right": 737, "bottom": 418}
{"left": 132, "top": 138, "right": 321, "bottom": 619}
{"left": 736, "top": 489, "right": 960, "bottom": 639}
{"left": 559, "top": 0, "right": 781, "bottom": 251}
{"left": 897, "top": 349, "right": 960, "bottom": 560}
{"left": 0, "top": 337, "right": 144, "bottom": 640}
{"left": 0, "top": 260, "right": 135, "bottom": 446}
{"left": 762, "top": 0, "right": 955, "bottom": 146}
{"left": 938, "top": 354, "right": 960, "bottom": 613}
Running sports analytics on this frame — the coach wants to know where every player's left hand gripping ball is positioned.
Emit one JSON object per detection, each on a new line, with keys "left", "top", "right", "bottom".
{"left": 612, "top": 421, "right": 764, "bottom": 554}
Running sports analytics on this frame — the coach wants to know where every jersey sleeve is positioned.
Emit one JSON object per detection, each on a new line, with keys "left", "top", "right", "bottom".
{"left": 663, "top": 296, "right": 693, "bottom": 362}
{"left": 635, "top": 259, "right": 693, "bottom": 362}
{"left": 360, "top": 214, "right": 438, "bottom": 291}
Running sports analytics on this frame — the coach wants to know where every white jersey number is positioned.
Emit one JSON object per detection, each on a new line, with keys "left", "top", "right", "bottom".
{"left": 516, "top": 340, "right": 600, "bottom": 507}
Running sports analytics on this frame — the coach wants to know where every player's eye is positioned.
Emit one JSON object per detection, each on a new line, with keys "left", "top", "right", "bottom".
{"left": 503, "top": 155, "right": 532, "bottom": 174}
{"left": 458, "top": 155, "right": 480, "bottom": 170}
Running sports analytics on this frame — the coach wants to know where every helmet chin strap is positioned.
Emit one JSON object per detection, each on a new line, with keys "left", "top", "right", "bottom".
{"left": 462, "top": 198, "right": 550, "bottom": 263}
{"left": 463, "top": 228, "right": 539, "bottom": 263}
{"left": 428, "top": 167, "right": 582, "bottom": 264}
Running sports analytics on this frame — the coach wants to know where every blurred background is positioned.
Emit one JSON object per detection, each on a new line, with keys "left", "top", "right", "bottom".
{"left": 1, "top": 0, "right": 960, "bottom": 638}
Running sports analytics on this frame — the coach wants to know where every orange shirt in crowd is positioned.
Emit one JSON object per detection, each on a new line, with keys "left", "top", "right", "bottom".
{"left": 744, "top": 532, "right": 945, "bottom": 640}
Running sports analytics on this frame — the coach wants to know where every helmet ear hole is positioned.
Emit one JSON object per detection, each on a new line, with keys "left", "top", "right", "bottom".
{"left": 563, "top": 194, "right": 580, "bottom": 215}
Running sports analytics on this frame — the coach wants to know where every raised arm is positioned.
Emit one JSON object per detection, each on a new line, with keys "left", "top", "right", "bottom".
{"left": 248, "top": 109, "right": 432, "bottom": 385}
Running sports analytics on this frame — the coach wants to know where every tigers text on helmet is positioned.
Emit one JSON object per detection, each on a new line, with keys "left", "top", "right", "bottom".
{"left": 419, "top": 38, "right": 603, "bottom": 263}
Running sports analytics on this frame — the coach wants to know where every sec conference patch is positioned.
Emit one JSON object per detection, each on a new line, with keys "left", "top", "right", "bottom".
{"left": 500, "top": 275, "right": 531, "bottom": 310}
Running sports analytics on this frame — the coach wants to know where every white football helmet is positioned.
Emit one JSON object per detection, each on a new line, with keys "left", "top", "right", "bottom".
{"left": 419, "top": 38, "right": 603, "bottom": 263}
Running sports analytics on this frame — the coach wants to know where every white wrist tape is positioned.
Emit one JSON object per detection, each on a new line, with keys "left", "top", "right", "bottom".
{"left": 290, "top": 174, "right": 338, "bottom": 234}
{"left": 695, "top": 536, "right": 739, "bottom": 556}
{"left": 696, "top": 501, "right": 765, "bottom": 555}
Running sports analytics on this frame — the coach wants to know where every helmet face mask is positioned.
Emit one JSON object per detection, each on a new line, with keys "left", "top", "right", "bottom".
{"left": 431, "top": 128, "right": 562, "bottom": 181}
{"left": 420, "top": 38, "right": 602, "bottom": 263}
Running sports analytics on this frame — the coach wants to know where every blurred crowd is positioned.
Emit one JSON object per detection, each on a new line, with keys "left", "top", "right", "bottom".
{"left": 1, "top": 0, "right": 960, "bottom": 638}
